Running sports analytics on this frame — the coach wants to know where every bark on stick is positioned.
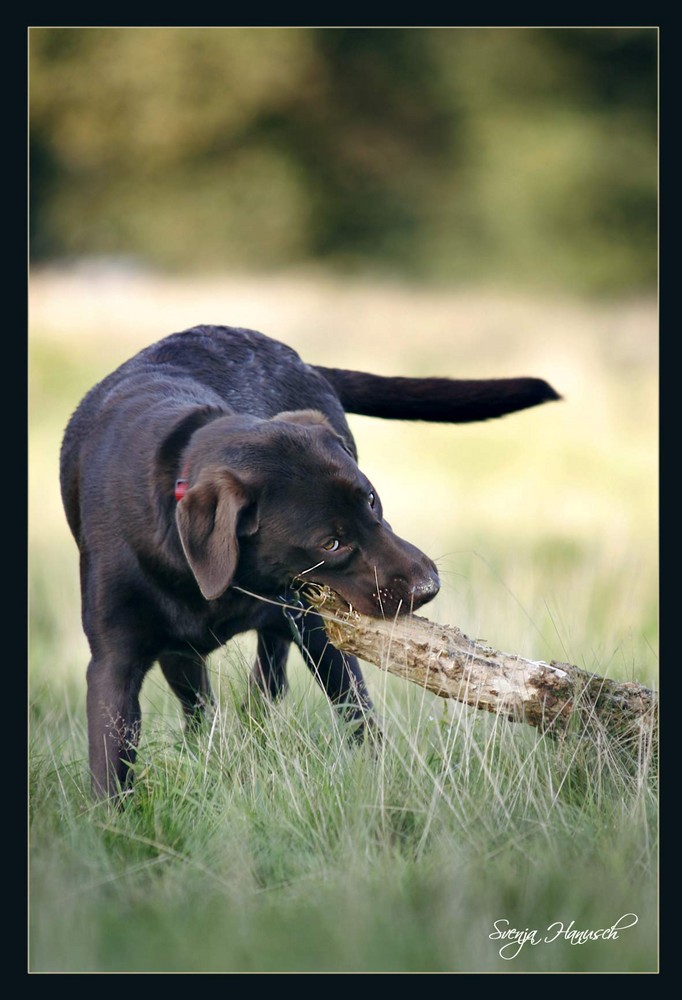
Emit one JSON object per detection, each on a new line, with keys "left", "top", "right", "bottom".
{"left": 303, "top": 585, "right": 657, "bottom": 748}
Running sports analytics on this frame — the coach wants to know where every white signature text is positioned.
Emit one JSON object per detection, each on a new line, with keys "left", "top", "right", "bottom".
{"left": 489, "top": 913, "right": 639, "bottom": 960}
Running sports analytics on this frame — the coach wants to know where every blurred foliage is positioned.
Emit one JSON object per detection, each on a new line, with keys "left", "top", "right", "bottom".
{"left": 30, "top": 27, "right": 657, "bottom": 293}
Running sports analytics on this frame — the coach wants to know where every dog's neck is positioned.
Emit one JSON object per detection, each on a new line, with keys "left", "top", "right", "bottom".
{"left": 174, "top": 463, "right": 190, "bottom": 502}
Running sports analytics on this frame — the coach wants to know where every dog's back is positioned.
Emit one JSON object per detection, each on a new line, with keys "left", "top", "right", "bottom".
{"left": 62, "top": 323, "right": 559, "bottom": 537}
{"left": 60, "top": 325, "right": 352, "bottom": 542}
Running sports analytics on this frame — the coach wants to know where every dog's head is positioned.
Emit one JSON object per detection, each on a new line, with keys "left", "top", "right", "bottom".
{"left": 174, "top": 410, "right": 440, "bottom": 617}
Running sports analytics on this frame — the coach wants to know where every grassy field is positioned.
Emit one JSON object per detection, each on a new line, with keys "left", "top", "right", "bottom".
{"left": 29, "top": 268, "right": 658, "bottom": 972}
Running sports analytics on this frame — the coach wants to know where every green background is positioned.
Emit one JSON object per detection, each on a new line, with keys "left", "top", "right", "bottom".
{"left": 30, "top": 27, "right": 657, "bottom": 294}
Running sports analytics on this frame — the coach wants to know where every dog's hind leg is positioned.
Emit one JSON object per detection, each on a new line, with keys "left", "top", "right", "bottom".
{"left": 158, "top": 651, "right": 214, "bottom": 731}
{"left": 292, "top": 610, "right": 377, "bottom": 737}
{"left": 248, "top": 631, "right": 291, "bottom": 702}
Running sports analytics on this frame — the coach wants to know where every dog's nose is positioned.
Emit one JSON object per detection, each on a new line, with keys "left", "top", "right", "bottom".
{"left": 406, "top": 571, "right": 440, "bottom": 610}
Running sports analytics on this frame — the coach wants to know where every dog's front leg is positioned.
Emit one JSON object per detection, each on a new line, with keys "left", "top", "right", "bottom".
{"left": 86, "top": 655, "right": 150, "bottom": 799}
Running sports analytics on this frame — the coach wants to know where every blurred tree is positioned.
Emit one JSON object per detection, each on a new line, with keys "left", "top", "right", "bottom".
{"left": 29, "top": 27, "right": 657, "bottom": 294}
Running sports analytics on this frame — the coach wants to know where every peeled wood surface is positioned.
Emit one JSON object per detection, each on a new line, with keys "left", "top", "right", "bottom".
{"left": 303, "top": 586, "right": 657, "bottom": 747}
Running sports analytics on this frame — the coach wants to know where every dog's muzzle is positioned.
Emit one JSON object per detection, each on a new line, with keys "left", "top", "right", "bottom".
{"left": 407, "top": 571, "right": 441, "bottom": 609}
{"left": 372, "top": 566, "right": 440, "bottom": 616}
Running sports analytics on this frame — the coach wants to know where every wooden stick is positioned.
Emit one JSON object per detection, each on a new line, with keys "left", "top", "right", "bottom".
{"left": 303, "top": 585, "right": 657, "bottom": 748}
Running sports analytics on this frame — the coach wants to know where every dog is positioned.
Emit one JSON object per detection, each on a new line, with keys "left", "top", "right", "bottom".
{"left": 60, "top": 324, "right": 559, "bottom": 797}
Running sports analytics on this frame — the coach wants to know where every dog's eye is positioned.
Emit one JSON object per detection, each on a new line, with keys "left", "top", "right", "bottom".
{"left": 368, "top": 491, "right": 376, "bottom": 509}
{"left": 322, "top": 538, "right": 341, "bottom": 552}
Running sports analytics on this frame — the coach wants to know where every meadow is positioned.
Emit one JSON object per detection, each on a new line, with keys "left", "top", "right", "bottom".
{"left": 29, "top": 268, "right": 658, "bottom": 972}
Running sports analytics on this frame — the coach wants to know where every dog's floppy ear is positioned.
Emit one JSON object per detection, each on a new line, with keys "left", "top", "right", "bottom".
{"left": 175, "top": 468, "right": 253, "bottom": 600}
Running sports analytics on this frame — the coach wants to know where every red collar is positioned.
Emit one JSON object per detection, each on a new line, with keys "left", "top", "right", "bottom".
{"left": 175, "top": 463, "right": 190, "bottom": 502}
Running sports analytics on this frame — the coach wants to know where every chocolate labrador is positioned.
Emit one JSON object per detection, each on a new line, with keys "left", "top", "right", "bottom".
{"left": 60, "top": 324, "right": 559, "bottom": 797}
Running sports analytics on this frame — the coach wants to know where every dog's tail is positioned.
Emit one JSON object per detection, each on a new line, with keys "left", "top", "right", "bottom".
{"left": 314, "top": 367, "right": 561, "bottom": 424}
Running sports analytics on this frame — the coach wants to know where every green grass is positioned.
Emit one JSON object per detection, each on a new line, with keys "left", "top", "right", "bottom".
{"left": 29, "top": 273, "right": 658, "bottom": 972}
{"left": 29, "top": 659, "right": 657, "bottom": 972}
